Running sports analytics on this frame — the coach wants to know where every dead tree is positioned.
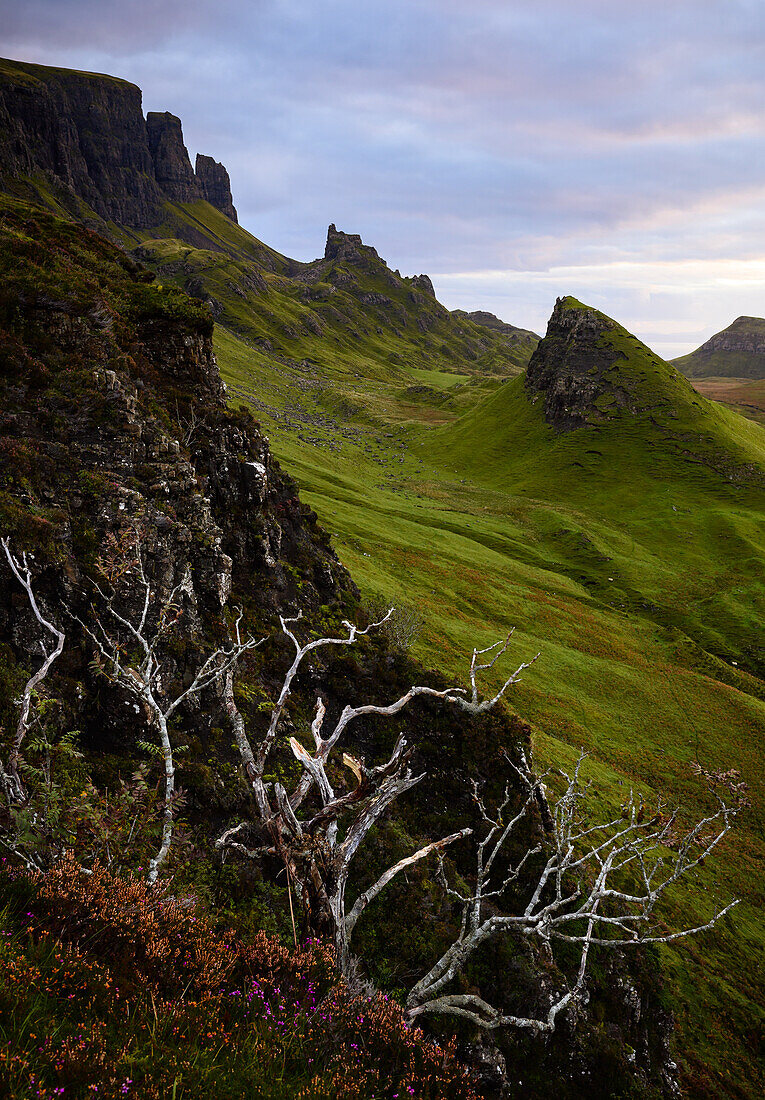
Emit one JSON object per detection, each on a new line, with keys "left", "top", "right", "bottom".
{"left": 0, "top": 538, "right": 66, "bottom": 808}
{"left": 76, "top": 532, "right": 262, "bottom": 884}
{"left": 217, "top": 616, "right": 538, "bottom": 975}
{"left": 404, "top": 753, "right": 739, "bottom": 1034}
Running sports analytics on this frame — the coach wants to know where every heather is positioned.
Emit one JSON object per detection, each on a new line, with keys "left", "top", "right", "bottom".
{"left": 0, "top": 858, "right": 478, "bottom": 1099}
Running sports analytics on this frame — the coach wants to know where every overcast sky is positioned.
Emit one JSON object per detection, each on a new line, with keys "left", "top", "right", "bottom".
{"left": 2, "top": 0, "right": 764, "bottom": 355}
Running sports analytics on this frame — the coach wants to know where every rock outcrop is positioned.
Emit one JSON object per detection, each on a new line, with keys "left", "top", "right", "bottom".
{"left": 196, "top": 153, "right": 238, "bottom": 222}
{"left": 324, "top": 222, "right": 382, "bottom": 265}
{"left": 146, "top": 111, "right": 200, "bottom": 203}
{"left": 525, "top": 296, "right": 628, "bottom": 431}
{"left": 0, "top": 57, "right": 238, "bottom": 227}
{"left": 410, "top": 273, "right": 435, "bottom": 297}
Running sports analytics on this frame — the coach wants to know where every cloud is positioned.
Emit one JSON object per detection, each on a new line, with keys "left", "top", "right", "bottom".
{"left": 1, "top": 0, "right": 763, "bottom": 348}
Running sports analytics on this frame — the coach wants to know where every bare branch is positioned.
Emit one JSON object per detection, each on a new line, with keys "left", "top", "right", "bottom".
{"left": 1, "top": 538, "right": 66, "bottom": 804}
{"left": 405, "top": 752, "right": 739, "bottom": 1034}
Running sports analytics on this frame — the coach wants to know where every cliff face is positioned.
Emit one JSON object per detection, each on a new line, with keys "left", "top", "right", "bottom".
{"left": 0, "top": 59, "right": 161, "bottom": 225}
{"left": 196, "top": 153, "right": 238, "bottom": 222}
{"left": 0, "top": 57, "right": 238, "bottom": 227}
{"left": 145, "top": 111, "right": 200, "bottom": 204}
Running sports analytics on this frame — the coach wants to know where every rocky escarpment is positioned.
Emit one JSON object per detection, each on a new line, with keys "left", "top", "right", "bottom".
{"left": 525, "top": 296, "right": 630, "bottom": 431}
{"left": 0, "top": 57, "right": 238, "bottom": 226}
{"left": 674, "top": 315, "right": 765, "bottom": 379}
{"left": 0, "top": 194, "right": 355, "bottom": 774}
{"left": 196, "top": 153, "right": 238, "bottom": 222}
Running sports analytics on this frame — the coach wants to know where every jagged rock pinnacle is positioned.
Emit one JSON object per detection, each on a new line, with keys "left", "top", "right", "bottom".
{"left": 525, "top": 296, "right": 626, "bottom": 431}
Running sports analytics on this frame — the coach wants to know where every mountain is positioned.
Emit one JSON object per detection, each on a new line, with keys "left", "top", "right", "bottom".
{"left": 0, "top": 56, "right": 536, "bottom": 403}
{"left": 673, "top": 315, "right": 765, "bottom": 379}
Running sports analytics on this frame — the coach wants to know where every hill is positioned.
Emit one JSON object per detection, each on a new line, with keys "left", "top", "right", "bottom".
{"left": 281, "top": 295, "right": 765, "bottom": 1098}
{"left": 673, "top": 316, "right": 765, "bottom": 379}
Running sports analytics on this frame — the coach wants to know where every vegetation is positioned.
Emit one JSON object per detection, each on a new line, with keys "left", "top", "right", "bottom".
{"left": 0, "top": 858, "right": 479, "bottom": 1099}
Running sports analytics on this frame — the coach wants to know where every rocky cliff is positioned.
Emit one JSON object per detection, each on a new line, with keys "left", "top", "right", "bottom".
{"left": 525, "top": 296, "right": 630, "bottom": 431}
{"left": 0, "top": 57, "right": 238, "bottom": 227}
{"left": 673, "top": 315, "right": 765, "bottom": 379}
{"left": 196, "top": 153, "right": 238, "bottom": 222}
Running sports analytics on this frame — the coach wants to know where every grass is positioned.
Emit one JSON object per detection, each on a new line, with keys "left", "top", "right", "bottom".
{"left": 213, "top": 300, "right": 765, "bottom": 1099}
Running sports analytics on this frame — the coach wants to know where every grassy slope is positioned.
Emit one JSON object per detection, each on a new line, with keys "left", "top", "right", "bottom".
{"left": 214, "top": 301, "right": 765, "bottom": 1099}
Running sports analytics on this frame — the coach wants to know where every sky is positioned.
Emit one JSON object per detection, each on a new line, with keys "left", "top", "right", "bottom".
{"left": 2, "top": 0, "right": 764, "bottom": 356}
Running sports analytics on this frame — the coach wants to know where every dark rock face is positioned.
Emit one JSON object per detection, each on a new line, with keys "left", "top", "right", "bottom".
{"left": 0, "top": 60, "right": 163, "bottom": 225}
{"left": 410, "top": 273, "right": 435, "bottom": 297}
{"left": 0, "top": 58, "right": 238, "bottom": 228}
{"left": 324, "top": 223, "right": 381, "bottom": 264}
{"left": 145, "top": 111, "right": 200, "bottom": 203}
{"left": 525, "top": 297, "right": 627, "bottom": 431}
{"left": 195, "top": 153, "right": 238, "bottom": 222}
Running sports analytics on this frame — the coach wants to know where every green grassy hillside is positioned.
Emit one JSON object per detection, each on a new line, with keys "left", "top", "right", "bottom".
{"left": 121, "top": 204, "right": 537, "bottom": 389}
{"left": 213, "top": 301, "right": 765, "bottom": 1099}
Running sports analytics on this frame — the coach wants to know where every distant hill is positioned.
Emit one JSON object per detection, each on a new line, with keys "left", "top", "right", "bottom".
{"left": 451, "top": 309, "right": 539, "bottom": 359}
{"left": 673, "top": 315, "right": 765, "bottom": 379}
